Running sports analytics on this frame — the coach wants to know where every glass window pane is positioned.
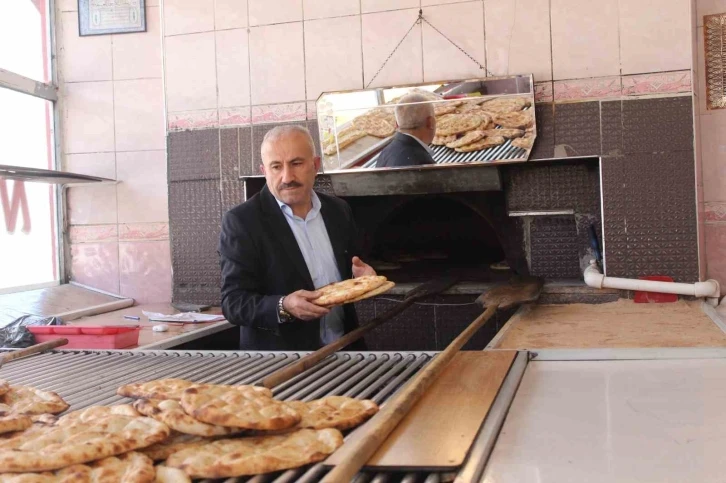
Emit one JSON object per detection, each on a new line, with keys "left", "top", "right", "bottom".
{"left": 0, "top": 0, "right": 51, "bottom": 83}
{"left": 0, "top": 87, "right": 58, "bottom": 290}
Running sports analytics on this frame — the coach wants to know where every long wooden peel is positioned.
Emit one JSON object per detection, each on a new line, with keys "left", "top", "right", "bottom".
{"left": 0, "top": 338, "right": 69, "bottom": 367}
{"left": 260, "top": 276, "right": 459, "bottom": 389}
{"left": 321, "top": 276, "right": 544, "bottom": 483}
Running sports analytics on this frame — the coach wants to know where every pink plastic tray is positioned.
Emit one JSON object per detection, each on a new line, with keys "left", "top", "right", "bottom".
{"left": 28, "top": 326, "right": 141, "bottom": 349}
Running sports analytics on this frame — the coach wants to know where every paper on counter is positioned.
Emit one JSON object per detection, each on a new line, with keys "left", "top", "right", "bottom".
{"left": 142, "top": 311, "right": 225, "bottom": 323}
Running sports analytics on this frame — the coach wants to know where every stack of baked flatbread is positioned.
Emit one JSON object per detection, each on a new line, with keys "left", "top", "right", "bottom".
{"left": 310, "top": 275, "right": 394, "bottom": 308}
{"left": 431, "top": 95, "right": 535, "bottom": 153}
{"left": 0, "top": 378, "right": 379, "bottom": 481}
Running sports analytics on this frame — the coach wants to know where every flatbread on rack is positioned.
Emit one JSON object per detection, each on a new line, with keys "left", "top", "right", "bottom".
{"left": 322, "top": 129, "right": 367, "bottom": 156}
{"left": 0, "top": 387, "right": 68, "bottom": 416}
{"left": 117, "top": 380, "right": 198, "bottom": 402}
{"left": 180, "top": 384, "right": 297, "bottom": 431}
{"left": 493, "top": 111, "right": 533, "bottom": 129}
{"left": 0, "top": 381, "right": 10, "bottom": 397}
{"left": 346, "top": 281, "right": 395, "bottom": 304}
{"left": 431, "top": 134, "right": 456, "bottom": 146}
{"left": 435, "top": 114, "right": 483, "bottom": 136}
{"left": 0, "top": 415, "right": 31, "bottom": 435}
{"left": 0, "top": 414, "right": 169, "bottom": 473}
{"left": 434, "top": 104, "right": 459, "bottom": 116}
{"left": 56, "top": 405, "right": 140, "bottom": 426}
{"left": 153, "top": 465, "right": 191, "bottom": 483}
{"left": 512, "top": 134, "right": 535, "bottom": 150}
{"left": 445, "top": 130, "right": 487, "bottom": 149}
{"left": 480, "top": 97, "right": 527, "bottom": 114}
{"left": 352, "top": 117, "right": 395, "bottom": 138}
{"left": 478, "top": 128, "right": 524, "bottom": 139}
{"left": 165, "top": 429, "right": 343, "bottom": 479}
{"left": 0, "top": 452, "right": 156, "bottom": 483}
{"left": 133, "top": 399, "right": 241, "bottom": 437}
{"left": 310, "top": 276, "right": 388, "bottom": 307}
{"left": 454, "top": 136, "right": 506, "bottom": 152}
{"left": 139, "top": 432, "right": 209, "bottom": 462}
{"left": 286, "top": 396, "right": 378, "bottom": 431}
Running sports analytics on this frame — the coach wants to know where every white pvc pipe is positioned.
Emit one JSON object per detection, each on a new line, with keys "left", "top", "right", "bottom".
{"left": 583, "top": 261, "right": 721, "bottom": 305}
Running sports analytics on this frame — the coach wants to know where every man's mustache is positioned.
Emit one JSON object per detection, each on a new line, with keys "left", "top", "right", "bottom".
{"left": 278, "top": 181, "right": 302, "bottom": 190}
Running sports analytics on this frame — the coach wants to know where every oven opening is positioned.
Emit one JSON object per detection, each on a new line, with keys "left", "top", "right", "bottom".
{"left": 365, "top": 196, "right": 508, "bottom": 283}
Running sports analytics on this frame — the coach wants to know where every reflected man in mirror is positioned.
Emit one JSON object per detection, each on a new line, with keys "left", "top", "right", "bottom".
{"left": 375, "top": 93, "right": 437, "bottom": 168}
{"left": 218, "top": 125, "right": 376, "bottom": 351}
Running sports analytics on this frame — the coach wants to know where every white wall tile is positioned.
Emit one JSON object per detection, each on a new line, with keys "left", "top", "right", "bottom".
{"left": 303, "top": 0, "right": 359, "bottom": 19}
{"left": 422, "top": 2, "right": 486, "bottom": 82}
{"left": 116, "top": 151, "right": 169, "bottom": 223}
{"left": 485, "top": 0, "right": 553, "bottom": 82}
{"left": 63, "top": 82, "right": 116, "bottom": 153}
{"left": 65, "top": 153, "right": 117, "bottom": 225}
{"left": 619, "top": 0, "right": 692, "bottom": 75}
{"left": 165, "top": 32, "right": 218, "bottom": 112}
{"left": 305, "top": 16, "right": 363, "bottom": 100}
{"left": 361, "top": 0, "right": 418, "bottom": 14}
{"left": 362, "top": 9, "right": 423, "bottom": 87}
{"left": 112, "top": 7, "right": 162, "bottom": 80}
{"left": 114, "top": 79, "right": 165, "bottom": 151}
{"left": 163, "top": 0, "right": 215, "bottom": 36}
{"left": 216, "top": 29, "right": 251, "bottom": 107}
{"left": 248, "top": 0, "right": 302, "bottom": 26}
{"left": 215, "top": 0, "right": 249, "bottom": 29}
{"left": 249, "top": 23, "right": 306, "bottom": 104}
{"left": 551, "top": 0, "right": 620, "bottom": 80}
{"left": 59, "top": 12, "right": 113, "bottom": 82}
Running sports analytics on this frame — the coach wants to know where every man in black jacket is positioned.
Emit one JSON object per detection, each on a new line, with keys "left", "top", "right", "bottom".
{"left": 376, "top": 92, "right": 437, "bottom": 168}
{"left": 219, "top": 125, "right": 376, "bottom": 350}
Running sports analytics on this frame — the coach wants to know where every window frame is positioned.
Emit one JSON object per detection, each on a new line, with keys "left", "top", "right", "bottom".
{"left": 0, "top": 0, "right": 63, "bottom": 294}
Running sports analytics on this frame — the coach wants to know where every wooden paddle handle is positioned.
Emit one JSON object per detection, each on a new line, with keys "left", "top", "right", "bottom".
{"left": 1, "top": 338, "right": 69, "bottom": 364}
{"left": 260, "top": 301, "right": 413, "bottom": 389}
{"left": 321, "top": 304, "right": 498, "bottom": 483}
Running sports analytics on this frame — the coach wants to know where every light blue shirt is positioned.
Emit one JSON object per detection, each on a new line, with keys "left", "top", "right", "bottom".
{"left": 276, "top": 192, "right": 346, "bottom": 344}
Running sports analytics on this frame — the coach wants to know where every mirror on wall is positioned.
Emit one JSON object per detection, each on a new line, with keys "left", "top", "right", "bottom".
{"left": 317, "top": 75, "right": 536, "bottom": 172}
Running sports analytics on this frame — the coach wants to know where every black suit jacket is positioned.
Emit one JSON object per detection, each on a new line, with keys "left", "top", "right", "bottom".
{"left": 375, "top": 132, "right": 436, "bottom": 168}
{"left": 218, "top": 185, "right": 364, "bottom": 351}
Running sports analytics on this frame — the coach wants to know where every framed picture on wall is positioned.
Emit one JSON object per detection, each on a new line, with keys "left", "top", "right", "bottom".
{"left": 78, "top": 0, "right": 146, "bottom": 36}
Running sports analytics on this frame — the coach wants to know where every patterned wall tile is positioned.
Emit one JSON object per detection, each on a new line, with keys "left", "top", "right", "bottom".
{"left": 168, "top": 129, "right": 220, "bottom": 182}
{"left": 530, "top": 103, "right": 555, "bottom": 159}
{"left": 622, "top": 96, "right": 693, "bottom": 154}
{"left": 600, "top": 100, "right": 623, "bottom": 156}
{"left": 529, "top": 216, "right": 583, "bottom": 279}
{"left": 554, "top": 101, "right": 601, "bottom": 156}
{"left": 220, "top": 128, "right": 240, "bottom": 180}
{"left": 434, "top": 296, "right": 495, "bottom": 350}
{"left": 239, "top": 127, "right": 256, "bottom": 177}
{"left": 169, "top": 179, "right": 222, "bottom": 304}
{"left": 366, "top": 297, "right": 436, "bottom": 351}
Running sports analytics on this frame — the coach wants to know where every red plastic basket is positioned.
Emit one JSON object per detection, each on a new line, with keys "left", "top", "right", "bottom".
{"left": 633, "top": 276, "right": 679, "bottom": 303}
{"left": 27, "top": 326, "right": 141, "bottom": 349}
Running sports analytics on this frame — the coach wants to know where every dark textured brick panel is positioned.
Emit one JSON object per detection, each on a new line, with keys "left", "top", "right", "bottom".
{"left": 600, "top": 100, "right": 623, "bottom": 156}
{"left": 239, "top": 127, "right": 255, "bottom": 177}
{"left": 221, "top": 179, "right": 245, "bottom": 214}
{"left": 434, "top": 296, "right": 495, "bottom": 350}
{"left": 365, "top": 297, "right": 436, "bottom": 351}
{"left": 622, "top": 97, "right": 693, "bottom": 154}
{"left": 169, "top": 180, "right": 222, "bottom": 304}
{"left": 530, "top": 216, "right": 582, "bottom": 279}
{"left": 220, "top": 128, "right": 239, "bottom": 180}
{"left": 554, "top": 102, "right": 601, "bottom": 157}
{"left": 168, "top": 129, "right": 220, "bottom": 182}
{"left": 600, "top": 156, "right": 628, "bottom": 276}
{"left": 530, "top": 103, "right": 555, "bottom": 159}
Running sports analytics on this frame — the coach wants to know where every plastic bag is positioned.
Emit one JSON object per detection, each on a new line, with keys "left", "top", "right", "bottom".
{"left": 0, "top": 315, "right": 60, "bottom": 349}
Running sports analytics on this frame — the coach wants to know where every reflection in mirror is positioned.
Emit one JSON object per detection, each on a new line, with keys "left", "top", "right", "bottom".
{"left": 317, "top": 75, "right": 536, "bottom": 172}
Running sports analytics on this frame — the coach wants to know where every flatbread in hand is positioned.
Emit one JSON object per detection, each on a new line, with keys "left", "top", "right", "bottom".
{"left": 0, "top": 414, "right": 169, "bottom": 473}
{"left": 286, "top": 396, "right": 378, "bottom": 431}
{"left": 117, "top": 380, "right": 198, "bottom": 402}
{"left": 347, "top": 281, "right": 396, "bottom": 304}
{"left": 310, "top": 276, "right": 388, "bottom": 307}
{"left": 180, "top": 384, "right": 298, "bottom": 431}
{"left": 0, "top": 387, "right": 68, "bottom": 416}
{"left": 133, "top": 399, "right": 242, "bottom": 437}
{"left": 166, "top": 429, "right": 344, "bottom": 479}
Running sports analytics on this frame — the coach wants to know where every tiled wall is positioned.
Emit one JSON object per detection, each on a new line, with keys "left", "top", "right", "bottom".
{"left": 58, "top": 1, "right": 171, "bottom": 303}
{"left": 161, "top": 0, "right": 705, "bottom": 303}
{"left": 693, "top": 0, "right": 726, "bottom": 293}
